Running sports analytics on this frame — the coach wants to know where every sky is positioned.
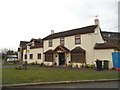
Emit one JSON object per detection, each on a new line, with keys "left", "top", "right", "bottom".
{"left": 0, "top": 0, "right": 119, "bottom": 51}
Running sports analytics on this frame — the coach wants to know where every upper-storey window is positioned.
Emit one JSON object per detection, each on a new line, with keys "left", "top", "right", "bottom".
{"left": 75, "top": 35, "right": 81, "bottom": 44}
{"left": 49, "top": 39, "right": 52, "bottom": 47}
{"left": 60, "top": 37, "right": 64, "bottom": 46}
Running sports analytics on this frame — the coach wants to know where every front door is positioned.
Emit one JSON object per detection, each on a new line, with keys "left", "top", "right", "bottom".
{"left": 59, "top": 53, "right": 65, "bottom": 65}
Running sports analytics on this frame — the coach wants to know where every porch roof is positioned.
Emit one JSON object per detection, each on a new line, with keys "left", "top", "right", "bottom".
{"left": 53, "top": 45, "right": 70, "bottom": 53}
{"left": 71, "top": 47, "right": 85, "bottom": 53}
{"left": 44, "top": 49, "right": 53, "bottom": 54}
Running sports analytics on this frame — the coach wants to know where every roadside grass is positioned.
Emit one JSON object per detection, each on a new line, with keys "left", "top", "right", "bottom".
{"left": 2, "top": 66, "right": 118, "bottom": 85}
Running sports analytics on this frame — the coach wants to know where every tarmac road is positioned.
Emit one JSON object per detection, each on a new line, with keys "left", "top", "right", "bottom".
{"left": 4, "top": 81, "right": 119, "bottom": 88}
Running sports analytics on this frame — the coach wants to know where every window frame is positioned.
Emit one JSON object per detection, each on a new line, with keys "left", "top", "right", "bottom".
{"left": 30, "top": 54, "right": 33, "bottom": 59}
{"left": 71, "top": 53, "right": 85, "bottom": 63}
{"left": 60, "top": 37, "right": 65, "bottom": 46}
{"left": 37, "top": 53, "right": 41, "bottom": 59}
{"left": 45, "top": 54, "right": 53, "bottom": 62}
{"left": 49, "top": 39, "right": 52, "bottom": 47}
{"left": 75, "top": 35, "right": 81, "bottom": 44}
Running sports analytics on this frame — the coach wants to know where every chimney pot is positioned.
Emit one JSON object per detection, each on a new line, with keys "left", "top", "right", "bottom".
{"left": 95, "top": 19, "right": 100, "bottom": 26}
{"left": 51, "top": 30, "right": 54, "bottom": 34}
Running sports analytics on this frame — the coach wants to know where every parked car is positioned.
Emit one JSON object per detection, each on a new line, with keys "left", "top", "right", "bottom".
{"left": 7, "top": 55, "right": 18, "bottom": 62}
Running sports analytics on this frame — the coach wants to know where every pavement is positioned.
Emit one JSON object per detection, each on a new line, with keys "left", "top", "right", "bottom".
{"left": 1, "top": 79, "right": 119, "bottom": 88}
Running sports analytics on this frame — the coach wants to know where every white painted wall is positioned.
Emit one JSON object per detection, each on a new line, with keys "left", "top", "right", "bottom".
{"left": 23, "top": 48, "right": 43, "bottom": 64}
{"left": 43, "top": 25, "right": 115, "bottom": 68}
{"left": 17, "top": 51, "right": 20, "bottom": 60}
{"left": 94, "top": 49, "right": 115, "bottom": 69}
{"left": 43, "top": 33, "right": 96, "bottom": 65}
{"left": 94, "top": 27, "right": 105, "bottom": 44}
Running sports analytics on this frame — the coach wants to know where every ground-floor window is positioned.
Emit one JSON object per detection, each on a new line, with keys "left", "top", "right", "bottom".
{"left": 45, "top": 54, "right": 53, "bottom": 62}
{"left": 71, "top": 53, "right": 85, "bottom": 63}
{"left": 30, "top": 54, "right": 33, "bottom": 59}
{"left": 37, "top": 53, "right": 41, "bottom": 59}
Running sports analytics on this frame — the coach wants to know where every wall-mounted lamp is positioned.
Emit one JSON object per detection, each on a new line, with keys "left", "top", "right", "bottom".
{"left": 56, "top": 54, "right": 57, "bottom": 57}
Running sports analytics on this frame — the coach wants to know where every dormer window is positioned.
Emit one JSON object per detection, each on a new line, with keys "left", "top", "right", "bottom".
{"left": 60, "top": 37, "right": 64, "bottom": 46}
{"left": 75, "top": 35, "right": 81, "bottom": 44}
{"left": 49, "top": 39, "right": 52, "bottom": 47}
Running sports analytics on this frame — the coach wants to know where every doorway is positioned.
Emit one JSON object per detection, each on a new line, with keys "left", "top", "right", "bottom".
{"left": 59, "top": 53, "right": 65, "bottom": 65}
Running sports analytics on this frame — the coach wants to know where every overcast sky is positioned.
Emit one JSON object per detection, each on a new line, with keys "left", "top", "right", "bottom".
{"left": 0, "top": 0, "right": 119, "bottom": 51}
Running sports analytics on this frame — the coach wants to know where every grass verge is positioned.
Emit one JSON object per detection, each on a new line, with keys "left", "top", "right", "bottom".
{"left": 2, "top": 66, "right": 118, "bottom": 85}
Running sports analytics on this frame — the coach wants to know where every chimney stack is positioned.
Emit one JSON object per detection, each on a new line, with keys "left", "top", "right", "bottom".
{"left": 95, "top": 19, "right": 100, "bottom": 26}
{"left": 51, "top": 30, "right": 54, "bottom": 34}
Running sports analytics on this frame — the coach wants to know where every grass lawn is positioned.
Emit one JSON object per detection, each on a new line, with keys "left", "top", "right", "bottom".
{"left": 2, "top": 66, "right": 119, "bottom": 85}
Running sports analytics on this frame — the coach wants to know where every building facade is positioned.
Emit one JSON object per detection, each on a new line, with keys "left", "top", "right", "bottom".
{"left": 18, "top": 19, "right": 119, "bottom": 69}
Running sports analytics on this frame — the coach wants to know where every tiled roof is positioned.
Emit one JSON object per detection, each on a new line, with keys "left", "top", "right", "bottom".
{"left": 43, "top": 25, "right": 97, "bottom": 40}
{"left": 94, "top": 43, "right": 119, "bottom": 50}
{"left": 30, "top": 43, "right": 43, "bottom": 49}
{"left": 30, "top": 38, "right": 42, "bottom": 43}
{"left": 71, "top": 47, "right": 85, "bottom": 53}
{"left": 102, "top": 31, "right": 120, "bottom": 45}
{"left": 20, "top": 41, "right": 29, "bottom": 47}
{"left": 44, "top": 49, "right": 53, "bottom": 54}
{"left": 22, "top": 43, "right": 43, "bottom": 50}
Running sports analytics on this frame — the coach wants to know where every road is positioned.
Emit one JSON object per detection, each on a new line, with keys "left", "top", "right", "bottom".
{"left": 4, "top": 81, "right": 119, "bottom": 88}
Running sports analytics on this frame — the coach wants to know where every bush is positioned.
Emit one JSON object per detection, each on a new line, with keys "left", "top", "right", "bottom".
{"left": 85, "top": 64, "right": 89, "bottom": 68}
{"left": 85, "top": 64, "right": 95, "bottom": 68}
{"left": 111, "top": 67, "right": 115, "bottom": 70}
{"left": 89, "top": 64, "right": 95, "bottom": 68}
{"left": 40, "top": 63, "right": 44, "bottom": 67}
{"left": 76, "top": 64, "right": 79, "bottom": 68}
{"left": 30, "top": 62, "right": 35, "bottom": 66}
{"left": 80, "top": 64, "right": 85, "bottom": 68}
{"left": 54, "top": 62, "right": 57, "bottom": 66}
{"left": 67, "top": 63, "right": 72, "bottom": 68}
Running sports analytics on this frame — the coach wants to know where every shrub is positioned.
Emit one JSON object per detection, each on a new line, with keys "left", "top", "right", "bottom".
{"left": 85, "top": 64, "right": 89, "bottom": 68}
{"left": 80, "top": 64, "right": 85, "bottom": 68}
{"left": 67, "top": 63, "right": 72, "bottom": 68}
{"left": 89, "top": 64, "right": 95, "bottom": 68}
{"left": 30, "top": 62, "right": 35, "bottom": 66}
{"left": 111, "top": 67, "right": 115, "bottom": 70}
{"left": 54, "top": 62, "right": 57, "bottom": 65}
{"left": 85, "top": 64, "right": 95, "bottom": 68}
{"left": 76, "top": 64, "right": 79, "bottom": 68}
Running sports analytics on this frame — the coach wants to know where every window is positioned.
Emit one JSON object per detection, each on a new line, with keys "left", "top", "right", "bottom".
{"left": 60, "top": 37, "right": 64, "bottom": 46}
{"left": 37, "top": 53, "right": 41, "bottom": 59}
{"left": 24, "top": 54, "right": 27, "bottom": 59}
{"left": 71, "top": 53, "right": 85, "bottom": 63}
{"left": 45, "top": 54, "right": 53, "bottom": 62}
{"left": 49, "top": 39, "right": 52, "bottom": 47}
{"left": 75, "top": 35, "right": 81, "bottom": 44}
{"left": 30, "top": 54, "right": 33, "bottom": 59}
